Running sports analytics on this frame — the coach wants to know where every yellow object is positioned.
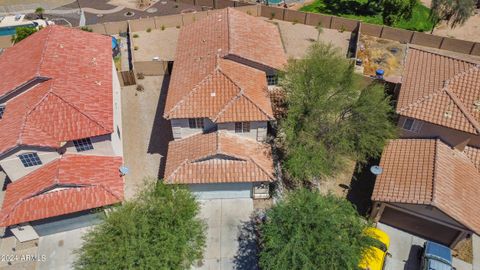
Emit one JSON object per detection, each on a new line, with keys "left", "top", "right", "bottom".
{"left": 358, "top": 227, "right": 390, "bottom": 270}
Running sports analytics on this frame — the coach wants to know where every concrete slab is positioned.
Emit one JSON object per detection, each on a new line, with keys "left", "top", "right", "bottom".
{"left": 36, "top": 226, "right": 91, "bottom": 270}
{"left": 378, "top": 223, "right": 472, "bottom": 270}
{"left": 193, "top": 198, "right": 254, "bottom": 270}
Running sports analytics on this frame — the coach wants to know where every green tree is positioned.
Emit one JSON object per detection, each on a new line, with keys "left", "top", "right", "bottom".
{"left": 279, "top": 43, "right": 396, "bottom": 183}
{"left": 381, "top": 0, "right": 417, "bottom": 25}
{"left": 35, "top": 7, "right": 45, "bottom": 19}
{"left": 11, "top": 27, "right": 38, "bottom": 44}
{"left": 429, "top": 0, "right": 475, "bottom": 32}
{"left": 74, "top": 181, "right": 206, "bottom": 270}
{"left": 259, "top": 189, "right": 376, "bottom": 270}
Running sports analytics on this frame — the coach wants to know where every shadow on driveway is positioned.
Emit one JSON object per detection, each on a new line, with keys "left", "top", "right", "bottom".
{"left": 234, "top": 218, "right": 260, "bottom": 270}
{"left": 404, "top": 245, "right": 422, "bottom": 270}
{"left": 147, "top": 75, "right": 172, "bottom": 179}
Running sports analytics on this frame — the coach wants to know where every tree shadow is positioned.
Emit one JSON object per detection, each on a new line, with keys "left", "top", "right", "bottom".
{"left": 346, "top": 159, "right": 379, "bottom": 217}
{"left": 233, "top": 216, "right": 261, "bottom": 270}
{"left": 404, "top": 245, "right": 423, "bottom": 270}
{"left": 147, "top": 75, "right": 173, "bottom": 179}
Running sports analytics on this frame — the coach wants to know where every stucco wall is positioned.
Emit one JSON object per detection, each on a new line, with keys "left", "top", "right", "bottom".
{"left": 398, "top": 116, "right": 479, "bottom": 148}
{"left": 217, "top": 121, "right": 268, "bottom": 141}
{"left": 111, "top": 63, "right": 124, "bottom": 157}
{"left": 0, "top": 147, "right": 60, "bottom": 181}
{"left": 171, "top": 118, "right": 216, "bottom": 139}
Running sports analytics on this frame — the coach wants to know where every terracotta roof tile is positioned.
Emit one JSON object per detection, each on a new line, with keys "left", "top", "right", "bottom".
{"left": 0, "top": 25, "right": 113, "bottom": 153}
{"left": 164, "top": 8, "right": 285, "bottom": 121}
{"left": 398, "top": 47, "right": 480, "bottom": 134}
{"left": 0, "top": 155, "right": 123, "bottom": 226}
{"left": 164, "top": 131, "right": 274, "bottom": 184}
{"left": 372, "top": 139, "right": 480, "bottom": 234}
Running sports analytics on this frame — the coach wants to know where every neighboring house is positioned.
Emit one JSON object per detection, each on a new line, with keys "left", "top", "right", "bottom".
{"left": 396, "top": 47, "right": 480, "bottom": 149}
{"left": 0, "top": 25, "right": 124, "bottom": 242}
{"left": 371, "top": 47, "right": 480, "bottom": 247}
{"left": 163, "top": 8, "right": 287, "bottom": 199}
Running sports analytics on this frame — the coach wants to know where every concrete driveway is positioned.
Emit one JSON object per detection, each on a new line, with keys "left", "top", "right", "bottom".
{"left": 194, "top": 199, "right": 256, "bottom": 270}
{"left": 378, "top": 223, "right": 472, "bottom": 270}
{"left": 36, "top": 226, "right": 91, "bottom": 270}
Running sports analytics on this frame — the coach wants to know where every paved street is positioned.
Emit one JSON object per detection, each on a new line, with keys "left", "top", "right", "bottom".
{"left": 194, "top": 199, "right": 256, "bottom": 270}
{"left": 378, "top": 223, "right": 472, "bottom": 270}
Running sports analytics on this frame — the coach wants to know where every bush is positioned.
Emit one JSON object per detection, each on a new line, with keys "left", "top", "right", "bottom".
{"left": 74, "top": 182, "right": 206, "bottom": 270}
{"left": 133, "top": 33, "right": 139, "bottom": 38}
{"left": 146, "top": 28, "right": 152, "bottom": 32}
{"left": 11, "top": 27, "right": 37, "bottom": 43}
{"left": 259, "top": 189, "right": 377, "bottom": 270}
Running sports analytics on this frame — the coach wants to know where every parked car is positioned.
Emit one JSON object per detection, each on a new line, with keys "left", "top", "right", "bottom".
{"left": 358, "top": 227, "right": 391, "bottom": 270}
{"left": 420, "top": 241, "right": 455, "bottom": 270}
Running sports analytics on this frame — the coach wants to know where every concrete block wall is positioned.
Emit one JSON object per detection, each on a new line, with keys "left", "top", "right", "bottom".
{"left": 305, "top": 12, "right": 332, "bottom": 28}
{"left": 411, "top": 32, "right": 443, "bottom": 48}
{"left": 330, "top": 16, "right": 358, "bottom": 32}
{"left": 381, "top": 26, "right": 413, "bottom": 43}
{"left": 283, "top": 9, "right": 306, "bottom": 24}
{"left": 440, "top": 37, "right": 476, "bottom": 55}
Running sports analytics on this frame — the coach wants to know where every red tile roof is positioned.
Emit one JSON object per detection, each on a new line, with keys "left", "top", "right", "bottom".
{"left": 372, "top": 139, "right": 480, "bottom": 233}
{"left": 398, "top": 47, "right": 480, "bottom": 134}
{"left": 164, "top": 131, "right": 274, "bottom": 184}
{"left": 0, "top": 25, "right": 114, "bottom": 154}
{"left": 0, "top": 155, "right": 123, "bottom": 226}
{"left": 164, "top": 8, "right": 285, "bottom": 121}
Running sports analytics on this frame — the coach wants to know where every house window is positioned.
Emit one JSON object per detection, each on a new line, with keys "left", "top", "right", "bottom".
{"left": 402, "top": 118, "right": 422, "bottom": 133}
{"left": 188, "top": 118, "right": 204, "bottom": 129}
{"left": 73, "top": 138, "right": 94, "bottom": 152}
{"left": 235, "top": 122, "right": 250, "bottom": 133}
{"left": 266, "top": 75, "right": 278, "bottom": 86}
{"left": 0, "top": 105, "right": 4, "bottom": 119}
{"left": 19, "top": 152, "right": 42, "bottom": 167}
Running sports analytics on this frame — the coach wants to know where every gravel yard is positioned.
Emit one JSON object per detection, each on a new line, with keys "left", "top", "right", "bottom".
{"left": 132, "top": 28, "right": 180, "bottom": 62}
{"left": 121, "top": 75, "right": 172, "bottom": 199}
{"left": 268, "top": 19, "right": 352, "bottom": 59}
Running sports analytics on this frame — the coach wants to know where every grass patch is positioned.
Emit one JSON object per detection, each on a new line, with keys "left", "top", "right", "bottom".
{"left": 300, "top": 0, "right": 434, "bottom": 32}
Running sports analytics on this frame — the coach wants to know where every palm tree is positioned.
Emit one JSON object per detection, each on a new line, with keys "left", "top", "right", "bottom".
{"left": 429, "top": 0, "right": 475, "bottom": 33}
{"left": 35, "top": 7, "right": 45, "bottom": 19}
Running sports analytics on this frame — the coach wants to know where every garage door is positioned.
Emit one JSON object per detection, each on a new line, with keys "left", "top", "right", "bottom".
{"left": 189, "top": 183, "right": 252, "bottom": 199}
{"left": 380, "top": 207, "right": 459, "bottom": 246}
{"left": 31, "top": 210, "right": 104, "bottom": 237}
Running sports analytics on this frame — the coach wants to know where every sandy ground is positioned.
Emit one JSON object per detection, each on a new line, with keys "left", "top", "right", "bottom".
{"left": 269, "top": 19, "right": 351, "bottom": 59}
{"left": 432, "top": 14, "right": 480, "bottom": 42}
{"left": 132, "top": 28, "right": 179, "bottom": 62}
{"left": 121, "top": 75, "right": 172, "bottom": 199}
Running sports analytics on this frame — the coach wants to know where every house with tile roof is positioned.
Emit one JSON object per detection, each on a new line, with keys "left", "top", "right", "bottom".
{"left": 370, "top": 47, "right": 480, "bottom": 247}
{"left": 164, "top": 8, "right": 286, "bottom": 199}
{"left": 0, "top": 25, "right": 124, "bottom": 242}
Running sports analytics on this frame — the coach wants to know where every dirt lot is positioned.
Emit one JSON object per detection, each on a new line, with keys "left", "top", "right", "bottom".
{"left": 121, "top": 75, "right": 172, "bottom": 199}
{"left": 357, "top": 35, "right": 407, "bottom": 78}
{"left": 269, "top": 19, "right": 352, "bottom": 59}
{"left": 132, "top": 28, "right": 179, "bottom": 62}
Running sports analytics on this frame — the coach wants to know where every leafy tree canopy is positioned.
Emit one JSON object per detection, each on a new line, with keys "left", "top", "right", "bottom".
{"left": 11, "top": 27, "right": 37, "bottom": 43}
{"left": 74, "top": 181, "right": 206, "bottom": 270}
{"left": 259, "top": 189, "right": 376, "bottom": 270}
{"left": 279, "top": 43, "right": 396, "bottom": 182}
{"left": 381, "top": 0, "right": 417, "bottom": 25}
{"left": 430, "top": 0, "right": 475, "bottom": 28}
